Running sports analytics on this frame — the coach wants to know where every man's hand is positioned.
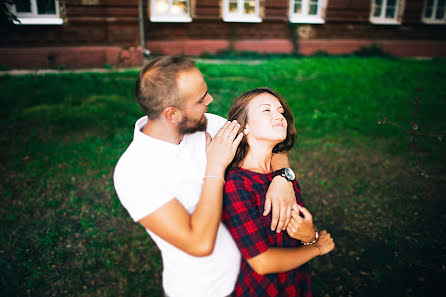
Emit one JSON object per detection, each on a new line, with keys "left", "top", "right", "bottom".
{"left": 206, "top": 120, "right": 243, "bottom": 174}
{"left": 286, "top": 204, "right": 316, "bottom": 242}
{"left": 264, "top": 176, "right": 297, "bottom": 232}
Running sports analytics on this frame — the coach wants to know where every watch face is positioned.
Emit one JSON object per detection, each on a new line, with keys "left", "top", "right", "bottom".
{"left": 284, "top": 168, "right": 295, "bottom": 180}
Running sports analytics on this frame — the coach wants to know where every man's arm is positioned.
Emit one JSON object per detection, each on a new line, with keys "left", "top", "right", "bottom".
{"left": 139, "top": 121, "right": 243, "bottom": 257}
{"left": 266, "top": 152, "right": 297, "bottom": 232}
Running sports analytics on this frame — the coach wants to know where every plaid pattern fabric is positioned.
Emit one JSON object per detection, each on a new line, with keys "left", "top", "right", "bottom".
{"left": 222, "top": 167, "right": 312, "bottom": 297}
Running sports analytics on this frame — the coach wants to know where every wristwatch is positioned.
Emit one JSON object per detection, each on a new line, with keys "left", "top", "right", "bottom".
{"left": 272, "top": 168, "right": 296, "bottom": 182}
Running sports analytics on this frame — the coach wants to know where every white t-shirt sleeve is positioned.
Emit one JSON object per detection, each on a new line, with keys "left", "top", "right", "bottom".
{"left": 114, "top": 158, "right": 176, "bottom": 222}
{"left": 205, "top": 113, "right": 228, "bottom": 139}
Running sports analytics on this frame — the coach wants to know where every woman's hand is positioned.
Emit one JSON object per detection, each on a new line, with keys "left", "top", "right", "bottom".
{"left": 286, "top": 204, "right": 316, "bottom": 242}
{"left": 206, "top": 120, "right": 243, "bottom": 174}
{"left": 315, "top": 230, "right": 335, "bottom": 256}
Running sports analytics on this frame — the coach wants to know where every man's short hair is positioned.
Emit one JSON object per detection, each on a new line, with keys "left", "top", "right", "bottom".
{"left": 135, "top": 56, "right": 196, "bottom": 119}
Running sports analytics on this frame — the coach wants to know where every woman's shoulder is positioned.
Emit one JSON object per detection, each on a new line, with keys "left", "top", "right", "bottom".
{"left": 225, "top": 167, "right": 269, "bottom": 181}
{"left": 225, "top": 167, "right": 273, "bottom": 191}
{"left": 225, "top": 167, "right": 251, "bottom": 182}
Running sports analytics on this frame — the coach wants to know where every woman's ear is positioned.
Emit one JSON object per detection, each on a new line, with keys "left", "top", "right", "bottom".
{"left": 244, "top": 124, "right": 250, "bottom": 135}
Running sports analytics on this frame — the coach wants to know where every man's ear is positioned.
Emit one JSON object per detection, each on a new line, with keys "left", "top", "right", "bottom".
{"left": 161, "top": 106, "right": 182, "bottom": 124}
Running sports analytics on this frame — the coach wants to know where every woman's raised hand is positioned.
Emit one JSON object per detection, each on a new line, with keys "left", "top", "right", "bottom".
{"left": 315, "top": 230, "right": 335, "bottom": 256}
{"left": 286, "top": 204, "right": 316, "bottom": 242}
{"left": 206, "top": 120, "right": 243, "bottom": 174}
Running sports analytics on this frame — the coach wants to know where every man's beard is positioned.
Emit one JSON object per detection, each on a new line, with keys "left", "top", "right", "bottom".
{"left": 178, "top": 114, "right": 208, "bottom": 135}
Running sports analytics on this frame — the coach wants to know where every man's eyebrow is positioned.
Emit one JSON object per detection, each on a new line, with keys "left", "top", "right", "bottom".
{"left": 197, "top": 91, "right": 208, "bottom": 102}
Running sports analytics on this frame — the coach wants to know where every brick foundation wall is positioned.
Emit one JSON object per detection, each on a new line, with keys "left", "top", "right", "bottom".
{"left": 146, "top": 39, "right": 446, "bottom": 57}
{"left": 1, "top": 39, "right": 445, "bottom": 69}
{"left": 0, "top": 46, "right": 144, "bottom": 69}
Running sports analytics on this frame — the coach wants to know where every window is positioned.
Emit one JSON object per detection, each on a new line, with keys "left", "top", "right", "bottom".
{"left": 223, "top": 0, "right": 261, "bottom": 23}
{"left": 150, "top": 0, "right": 191, "bottom": 22}
{"left": 370, "top": 0, "right": 405, "bottom": 24}
{"left": 422, "top": 0, "right": 446, "bottom": 23}
{"left": 10, "top": 0, "right": 62, "bottom": 25}
{"left": 289, "top": 0, "right": 326, "bottom": 23}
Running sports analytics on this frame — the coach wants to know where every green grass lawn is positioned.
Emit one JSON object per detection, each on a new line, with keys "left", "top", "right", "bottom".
{"left": 1, "top": 57, "right": 445, "bottom": 297}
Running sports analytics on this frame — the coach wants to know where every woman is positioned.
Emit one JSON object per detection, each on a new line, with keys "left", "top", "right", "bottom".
{"left": 222, "top": 88, "right": 335, "bottom": 297}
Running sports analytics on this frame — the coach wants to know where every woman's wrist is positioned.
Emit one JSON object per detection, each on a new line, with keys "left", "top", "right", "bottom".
{"left": 316, "top": 245, "right": 323, "bottom": 256}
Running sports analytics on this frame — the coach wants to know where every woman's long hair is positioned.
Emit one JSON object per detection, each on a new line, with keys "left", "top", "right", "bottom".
{"left": 227, "top": 87, "right": 296, "bottom": 171}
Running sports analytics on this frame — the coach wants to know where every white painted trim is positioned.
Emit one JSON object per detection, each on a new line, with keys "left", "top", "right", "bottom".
{"left": 422, "top": 18, "right": 446, "bottom": 24}
{"left": 369, "top": 17, "right": 401, "bottom": 25}
{"left": 369, "top": 0, "right": 403, "bottom": 24}
{"left": 14, "top": 17, "right": 63, "bottom": 25}
{"left": 222, "top": 15, "right": 262, "bottom": 23}
{"left": 150, "top": 15, "right": 192, "bottom": 22}
{"left": 421, "top": 0, "right": 446, "bottom": 23}
{"left": 288, "top": 0, "right": 326, "bottom": 24}
{"left": 150, "top": 0, "right": 192, "bottom": 23}
{"left": 289, "top": 15, "right": 325, "bottom": 24}
{"left": 10, "top": 0, "right": 62, "bottom": 25}
{"left": 222, "top": 0, "right": 261, "bottom": 23}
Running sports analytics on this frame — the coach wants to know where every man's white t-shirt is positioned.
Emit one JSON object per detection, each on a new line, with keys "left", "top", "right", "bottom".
{"left": 114, "top": 113, "right": 241, "bottom": 297}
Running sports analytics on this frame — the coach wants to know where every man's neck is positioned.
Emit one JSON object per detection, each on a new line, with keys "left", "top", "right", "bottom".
{"left": 142, "top": 117, "right": 184, "bottom": 145}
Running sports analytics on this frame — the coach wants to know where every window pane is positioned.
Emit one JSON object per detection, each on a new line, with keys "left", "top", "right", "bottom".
{"left": 172, "top": 0, "right": 188, "bottom": 15}
{"left": 373, "top": 0, "right": 382, "bottom": 17}
{"left": 438, "top": 0, "right": 446, "bottom": 19}
{"left": 425, "top": 6, "right": 433, "bottom": 18}
{"left": 294, "top": 4, "right": 302, "bottom": 14}
{"left": 385, "top": 6, "right": 395, "bottom": 18}
{"left": 229, "top": 0, "right": 238, "bottom": 13}
{"left": 16, "top": 0, "right": 32, "bottom": 13}
{"left": 294, "top": 1, "right": 302, "bottom": 14}
{"left": 435, "top": 6, "right": 445, "bottom": 19}
{"left": 244, "top": 0, "right": 256, "bottom": 15}
{"left": 37, "top": 0, "right": 56, "bottom": 14}
{"left": 154, "top": 0, "right": 169, "bottom": 14}
{"left": 387, "top": 0, "right": 396, "bottom": 6}
{"left": 309, "top": 4, "right": 318, "bottom": 15}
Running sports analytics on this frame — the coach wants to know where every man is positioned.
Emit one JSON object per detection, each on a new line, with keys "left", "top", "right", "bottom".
{"left": 114, "top": 56, "right": 297, "bottom": 297}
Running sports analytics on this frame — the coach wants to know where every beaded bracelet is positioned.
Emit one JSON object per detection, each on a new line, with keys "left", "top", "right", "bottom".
{"left": 301, "top": 230, "right": 319, "bottom": 246}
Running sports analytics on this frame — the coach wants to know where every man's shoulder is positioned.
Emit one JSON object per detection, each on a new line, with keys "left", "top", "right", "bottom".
{"left": 114, "top": 140, "right": 170, "bottom": 182}
{"left": 205, "top": 113, "right": 227, "bottom": 138}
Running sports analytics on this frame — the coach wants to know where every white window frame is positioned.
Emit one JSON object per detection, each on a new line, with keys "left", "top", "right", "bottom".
{"left": 289, "top": 0, "right": 326, "bottom": 24}
{"left": 10, "top": 0, "right": 63, "bottom": 25}
{"left": 223, "top": 0, "right": 262, "bottom": 23}
{"left": 422, "top": 0, "right": 446, "bottom": 24}
{"left": 370, "top": 0, "right": 404, "bottom": 25}
{"left": 150, "top": 0, "right": 192, "bottom": 23}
